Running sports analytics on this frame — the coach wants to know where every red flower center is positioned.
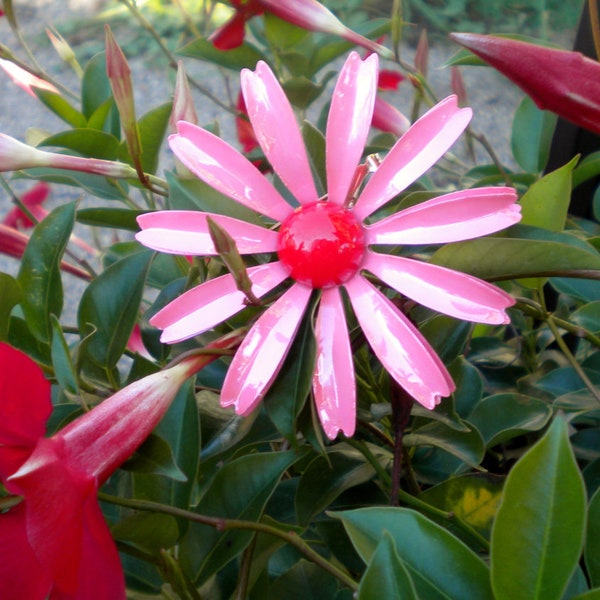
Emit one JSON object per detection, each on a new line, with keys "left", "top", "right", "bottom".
{"left": 277, "top": 202, "right": 365, "bottom": 288}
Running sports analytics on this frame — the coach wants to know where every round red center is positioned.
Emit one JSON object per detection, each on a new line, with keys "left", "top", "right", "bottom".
{"left": 277, "top": 202, "right": 365, "bottom": 288}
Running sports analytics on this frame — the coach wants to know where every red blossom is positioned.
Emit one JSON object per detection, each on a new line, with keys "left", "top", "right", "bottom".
{"left": 450, "top": 32, "right": 600, "bottom": 136}
{"left": 0, "top": 334, "right": 242, "bottom": 598}
{"left": 2, "top": 182, "right": 50, "bottom": 229}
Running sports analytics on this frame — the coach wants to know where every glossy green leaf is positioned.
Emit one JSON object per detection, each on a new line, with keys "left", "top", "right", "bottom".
{"left": 177, "top": 38, "right": 267, "bottom": 71}
{"left": 334, "top": 507, "right": 493, "bottom": 599}
{"left": 449, "top": 357, "right": 484, "bottom": 418}
{"left": 571, "top": 301, "right": 600, "bottom": 333}
{"left": 586, "top": 488, "right": 600, "bottom": 587}
{"left": 119, "top": 102, "right": 172, "bottom": 175}
{"left": 550, "top": 276, "right": 600, "bottom": 303}
{"left": 419, "top": 473, "right": 504, "bottom": 539}
{"left": 302, "top": 121, "right": 327, "bottom": 196}
{"left": 123, "top": 433, "right": 187, "bottom": 481}
{"left": 404, "top": 420, "right": 485, "bottom": 468}
{"left": 0, "top": 274, "right": 21, "bottom": 341}
{"left": 468, "top": 393, "right": 552, "bottom": 447}
{"left": 180, "top": 451, "right": 298, "bottom": 584}
{"left": 77, "top": 207, "right": 144, "bottom": 231}
{"left": 133, "top": 380, "right": 200, "bottom": 509}
{"left": 358, "top": 532, "right": 418, "bottom": 600}
{"left": 419, "top": 314, "right": 471, "bottom": 365}
{"left": 573, "top": 150, "right": 600, "bottom": 189}
{"left": 570, "top": 590, "right": 600, "bottom": 600}
{"left": 111, "top": 512, "right": 179, "bottom": 555}
{"left": 81, "top": 52, "right": 114, "bottom": 124}
{"left": 50, "top": 314, "right": 79, "bottom": 395}
{"left": 40, "top": 129, "right": 120, "bottom": 161}
{"left": 431, "top": 237, "right": 600, "bottom": 281}
{"left": 17, "top": 202, "right": 75, "bottom": 343}
{"left": 519, "top": 156, "right": 576, "bottom": 231}
{"left": 511, "top": 96, "right": 557, "bottom": 173}
{"left": 491, "top": 418, "right": 586, "bottom": 600}
{"left": 295, "top": 445, "right": 379, "bottom": 526}
{"left": 78, "top": 250, "right": 152, "bottom": 369}
{"left": 269, "top": 560, "right": 339, "bottom": 599}
{"left": 264, "top": 310, "right": 315, "bottom": 442}
{"left": 34, "top": 89, "right": 87, "bottom": 128}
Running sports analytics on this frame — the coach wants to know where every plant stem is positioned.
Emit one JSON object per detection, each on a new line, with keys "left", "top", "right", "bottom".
{"left": 98, "top": 493, "right": 359, "bottom": 592}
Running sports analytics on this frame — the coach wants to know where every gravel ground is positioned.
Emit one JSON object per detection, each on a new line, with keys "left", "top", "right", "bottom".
{"left": 0, "top": 0, "right": 577, "bottom": 317}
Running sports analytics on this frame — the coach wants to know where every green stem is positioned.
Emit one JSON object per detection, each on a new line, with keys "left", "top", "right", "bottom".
{"left": 98, "top": 493, "right": 359, "bottom": 592}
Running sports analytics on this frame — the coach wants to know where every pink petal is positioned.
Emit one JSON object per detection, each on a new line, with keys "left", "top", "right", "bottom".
{"left": 363, "top": 251, "right": 514, "bottom": 324}
{"left": 0, "top": 503, "right": 53, "bottom": 600}
{"left": 326, "top": 52, "right": 378, "bottom": 206}
{"left": 151, "top": 262, "right": 289, "bottom": 343}
{"left": 353, "top": 96, "right": 472, "bottom": 221}
{"left": 220, "top": 283, "right": 312, "bottom": 415}
{"left": 365, "top": 186, "right": 521, "bottom": 245}
{"left": 313, "top": 287, "right": 356, "bottom": 439}
{"left": 0, "top": 343, "right": 51, "bottom": 449}
{"left": 371, "top": 96, "right": 410, "bottom": 138}
{"left": 241, "top": 62, "right": 319, "bottom": 205}
{"left": 136, "top": 210, "right": 278, "bottom": 255}
{"left": 345, "top": 275, "right": 455, "bottom": 409}
{"left": 169, "top": 122, "right": 293, "bottom": 222}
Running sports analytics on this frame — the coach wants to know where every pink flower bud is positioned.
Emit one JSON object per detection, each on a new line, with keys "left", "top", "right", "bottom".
{"left": 450, "top": 33, "right": 600, "bottom": 135}
{"left": 170, "top": 61, "right": 198, "bottom": 133}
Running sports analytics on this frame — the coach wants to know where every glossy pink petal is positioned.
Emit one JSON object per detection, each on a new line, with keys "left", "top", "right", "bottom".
{"left": 353, "top": 96, "right": 472, "bottom": 221}
{"left": 345, "top": 275, "right": 454, "bottom": 409}
{"left": 0, "top": 503, "right": 53, "bottom": 600}
{"left": 0, "top": 343, "right": 51, "bottom": 448}
{"left": 170, "top": 122, "right": 293, "bottom": 222}
{"left": 241, "top": 62, "right": 319, "bottom": 205}
{"left": 365, "top": 186, "right": 520, "bottom": 245}
{"left": 150, "top": 262, "right": 289, "bottom": 343}
{"left": 326, "top": 52, "right": 378, "bottom": 205}
{"left": 363, "top": 251, "right": 514, "bottom": 324}
{"left": 220, "top": 283, "right": 312, "bottom": 415}
{"left": 314, "top": 287, "right": 356, "bottom": 439}
{"left": 136, "top": 210, "right": 278, "bottom": 255}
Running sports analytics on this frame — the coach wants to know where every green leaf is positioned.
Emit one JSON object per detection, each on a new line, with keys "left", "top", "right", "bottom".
{"left": 295, "top": 445, "right": 379, "bottom": 526}
{"left": 419, "top": 473, "right": 504, "bottom": 539}
{"left": 78, "top": 250, "right": 152, "bottom": 370}
{"left": 519, "top": 156, "right": 576, "bottom": 231}
{"left": 123, "top": 433, "right": 187, "bottom": 481}
{"left": 40, "top": 129, "right": 120, "bottom": 161}
{"left": 431, "top": 237, "right": 600, "bottom": 280}
{"left": 264, "top": 309, "right": 315, "bottom": 442}
{"left": 419, "top": 314, "right": 471, "bottom": 365}
{"left": 490, "top": 417, "right": 587, "bottom": 600}
{"left": 17, "top": 202, "right": 75, "bottom": 343}
{"left": 33, "top": 89, "right": 87, "bottom": 128}
{"left": 270, "top": 560, "right": 339, "bottom": 599}
{"left": 585, "top": 488, "right": 600, "bottom": 586}
{"left": 50, "top": 315, "right": 79, "bottom": 395}
{"left": 77, "top": 207, "right": 144, "bottom": 231}
{"left": 180, "top": 451, "right": 298, "bottom": 584}
{"left": 358, "top": 532, "right": 418, "bottom": 600}
{"left": 119, "top": 102, "right": 172, "bottom": 175}
{"left": 133, "top": 380, "right": 200, "bottom": 510}
{"left": 404, "top": 420, "right": 485, "bottom": 468}
{"left": 571, "top": 301, "right": 600, "bottom": 333}
{"left": 82, "top": 52, "right": 115, "bottom": 125}
{"left": 511, "top": 96, "right": 557, "bottom": 173}
{"left": 177, "top": 38, "right": 267, "bottom": 71}
{"left": 570, "top": 590, "right": 600, "bottom": 600}
{"left": 468, "top": 393, "right": 552, "bottom": 447}
{"left": 334, "top": 506, "right": 493, "bottom": 599}
{"left": 573, "top": 150, "right": 600, "bottom": 189}
{"left": 302, "top": 121, "right": 327, "bottom": 196}
{"left": 112, "top": 512, "right": 179, "bottom": 555}
{"left": 0, "top": 274, "right": 21, "bottom": 341}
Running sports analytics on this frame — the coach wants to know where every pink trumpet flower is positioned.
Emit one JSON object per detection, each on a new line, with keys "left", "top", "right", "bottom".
{"left": 0, "top": 59, "right": 59, "bottom": 97}
{"left": 0, "top": 334, "right": 242, "bottom": 599}
{"left": 136, "top": 52, "right": 521, "bottom": 440}
{"left": 450, "top": 33, "right": 600, "bottom": 136}
{"left": 211, "top": 0, "right": 390, "bottom": 57}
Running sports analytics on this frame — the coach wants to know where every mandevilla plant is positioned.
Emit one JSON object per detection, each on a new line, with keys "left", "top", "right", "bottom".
{"left": 0, "top": 0, "right": 599, "bottom": 598}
